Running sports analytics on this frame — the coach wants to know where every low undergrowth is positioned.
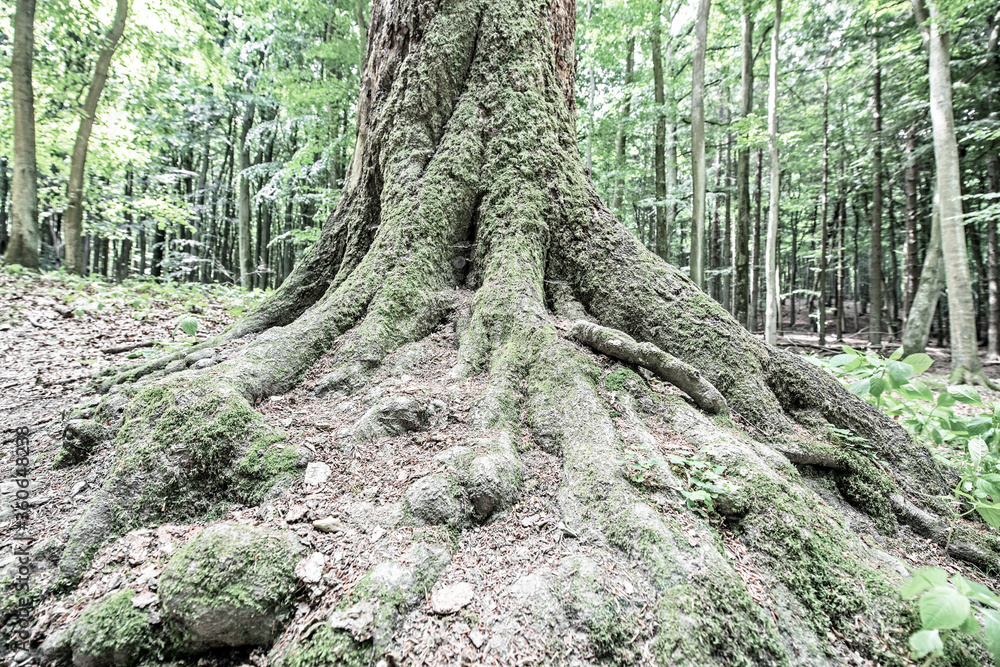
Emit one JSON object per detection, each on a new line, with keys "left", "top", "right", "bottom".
{"left": 812, "top": 347, "right": 1000, "bottom": 530}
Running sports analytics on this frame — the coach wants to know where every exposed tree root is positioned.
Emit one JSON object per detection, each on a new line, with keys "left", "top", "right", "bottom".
{"left": 570, "top": 319, "right": 727, "bottom": 414}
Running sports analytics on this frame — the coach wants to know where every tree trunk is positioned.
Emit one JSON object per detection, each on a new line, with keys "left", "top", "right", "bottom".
{"left": 62, "top": 0, "right": 128, "bottom": 275}
{"left": 0, "top": 156, "right": 9, "bottom": 256}
{"left": 913, "top": 0, "right": 990, "bottom": 385}
{"left": 869, "top": 34, "right": 883, "bottom": 348}
{"left": 902, "top": 189, "right": 945, "bottom": 356}
{"left": 610, "top": 36, "right": 635, "bottom": 213}
{"left": 238, "top": 101, "right": 256, "bottom": 290}
{"left": 818, "top": 73, "right": 829, "bottom": 346}
{"left": 988, "top": 154, "right": 1000, "bottom": 360}
{"left": 903, "top": 124, "right": 921, "bottom": 321}
{"left": 764, "top": 0, "right": 781, "bottom": 345}
{"left": 652, "top": 8, "right": 668, "bottom": 262}
{"left": 734, "top": 8, "right": 753, "bottom": 328}
{"left": 57, "top": 3, "right": 999, "bottom": 665}
{"left": 3, "top": 0, "right": 40, "bottom": 269}
{"left": 749, "top": 147, "right": 763, "bottom": 332}
{"left": 690, "top": 0, "right": 710, "bottom": 288}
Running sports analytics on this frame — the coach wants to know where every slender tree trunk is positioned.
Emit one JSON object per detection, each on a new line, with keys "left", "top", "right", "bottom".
{"left": 611, "top": 36, "right": 635, "bottom": 213}
{"left": 903, "top": 124, "right": 920, "bottom": 321}
{"left": 750, "top": 147, "right": 763, "bottom": 332}
{"left": 690, "top": 0, "right": 710, "bottom": 287}
{"left": 4, "top": 0, "right": 40, "bottom": 269}
{"left": 584, "top": 0, "right": 595, "bottom": 172}
{"left": 734, "top": 8, "right": 754, "bottom": 327}
{"left": 652, "top": 6, "right": 668, "bottom": 261}
{"left": 789, "top": 211, "right": 797, "bottom": 328}
{"left": 238, "top": 101, "right": 256, "bottom": 290}
{"left": 764, "top": 0, "right": 782, "bottom": 345}
{"left": 902, "top": 190, "right": 945, "bottom": 356}
{"left": 665, "top": 43, "right": 678, "bottom": 264}
{"left": 913, "top": 0, "right": 989, "bottom": 384}
{"left": 987, "top": 154, "right": 1000, "bottom": 360}
{"left": 818, "top": 73, "right": 830, "bottom": 346}
{"left": 63, "top": 0, "right": 128, "bottom": 275}
{"left": 869, "top": 34, "right": 884, "bottom": 347}
{"left": 0, "top": 156, "right": 9, "bottom": 256}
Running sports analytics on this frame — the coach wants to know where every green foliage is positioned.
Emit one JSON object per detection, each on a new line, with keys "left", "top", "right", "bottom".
{"left": 815, "top": 348, "right": 1000, "bottom": 532}
{"left": 901, "top": 566, "right": 1000, "bottom": 664}
{"left": 624, "top": 451, "right": 732, "bottom": 512}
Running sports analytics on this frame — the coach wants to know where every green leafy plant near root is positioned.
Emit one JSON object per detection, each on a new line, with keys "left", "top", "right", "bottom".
{"left": 902, "top": 566, "right": 1000, "bottom": 664}
{"left": 814, "top": 346, "right": 1000, "bottom": 530}
{"left": 625, "top": 452, "right": 732, "bottom": 513}
{"left": 814, "top": 347, "right": 1000, "bottom": 662}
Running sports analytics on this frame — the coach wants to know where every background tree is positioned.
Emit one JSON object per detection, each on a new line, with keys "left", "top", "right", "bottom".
{"left": 3, "top": 0, "right": 40, "bottom": 269}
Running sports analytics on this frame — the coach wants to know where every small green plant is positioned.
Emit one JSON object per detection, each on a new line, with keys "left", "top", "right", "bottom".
{"left": 625, "top": 452, "right": 732, "bottom": 512}
{"left": 815, "top": 347, "right": 1000, "bottom": 531}
{"left": 902, "top": 566, "right": 1000, "bottom": 664}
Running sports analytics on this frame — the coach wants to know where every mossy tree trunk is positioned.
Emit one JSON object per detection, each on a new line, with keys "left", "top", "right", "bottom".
{"left": 57, "top": 1, "right": 1000, "bottom": 664}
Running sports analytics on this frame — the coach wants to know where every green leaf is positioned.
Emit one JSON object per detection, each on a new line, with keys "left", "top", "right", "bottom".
{"left": 890, "top": 347, "right": 904, "bottom": 361}
{"left": 937, "top": 392, "right": 957, "bottom": 408}
{"left": 887, "top": 360, "right": 915, "bottom": 385}
{"left": 919, "top": 585, "right": 970, "bottom": 630}
{"left": 981, "top": 608, "right": 1000, "bottom": 660}
{"left": 959, "top": 613, "right": 981, "bottom": 636}
{"left": 841, "top": 345, "right": 861, "bottom": 356}
{"left": 869, "top": 377, "right": 888, "bottom": 398}
{"left": 849, "top": 379, "right": 871, "bottom": 396}
{"left": 903, "top": 353, "right": 934, "bottom": 374}
{"left": 179, "top": 317, "right": 198, "bottom": 336}
{"left": 829, "top": 354, "right": 861, "bottom": 369}
{"left": 970, "top": 438, "right": 989, "bottom": 468}
{"left": 975, "top": 502, "right": 1000, "bottom": 530}
{"left": 969, "top": 417, "right": 993, "bottom": 436}
{"left": 909, "top": 629, "right": 944, "bottom": 659}
{"left": 902, "top": 567, "right": 949, "bottom": 599}
{"left": 949, "top": 385, "right": 985, "bottom": 407}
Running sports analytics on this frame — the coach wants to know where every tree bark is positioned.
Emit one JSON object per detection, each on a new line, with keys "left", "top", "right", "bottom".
{"left": 988, "top": 154, "right": 1000, "bottom": 360}
{"left": 903, "top": 124, "right": 920, "bottom": 321}
{"left": 610, "top": 36, "right": 635, "bottom": 213}
{"left": 734, "top": 8, "right": 754, "bottom": 328}
{"left": 62, "top": 0, "right": 128, "bottom": 275}
{"left": 652, "top": 9, "right": 668, "bottom": 261}
{"left": 913, "top": 0, "right": 990, "bottom": 385}
{"left": 902, "top": 189, "right": 945, "bottom": 356}
{"left": 869, "top": 33, "right": 884, "bottom": 347}
{"left": 749, "top": 147, "right": 763, "bottom": 332}
{"left": 764, "top": 0, "right": 781, "bottom": 345}
{"left": 818, "top": 73, "right": 830, "bottom": 346}
{"left": 690, "top": 0, "right": 710, "bottom": 288}
{"left": 238, "top": 101, "right": 256, "bottom": 290}
{"left": 3, "top": 0, "right": 40, "bottom": 269}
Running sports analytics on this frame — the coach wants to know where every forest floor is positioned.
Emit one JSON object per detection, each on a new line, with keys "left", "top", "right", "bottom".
{"left": 3, "top": 269, "right": 1000, "bottom": 665}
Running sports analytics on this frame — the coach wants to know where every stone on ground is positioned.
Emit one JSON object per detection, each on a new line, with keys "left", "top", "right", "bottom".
{"left": 158, "top": 522, "right": 303, "bottom": 651}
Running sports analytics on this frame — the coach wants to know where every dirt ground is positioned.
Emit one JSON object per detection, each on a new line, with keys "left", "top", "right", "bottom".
{"left": 3, "top": 273, "right": 1000, "bottom": 666}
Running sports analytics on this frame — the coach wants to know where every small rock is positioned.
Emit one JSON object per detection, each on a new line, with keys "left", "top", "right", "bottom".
{"left": 70, "top": 480, "right": 88, "bottom": 497}
{"left": 295, "top": 552, "right": 326, "bottom": 584}
{"left": 285, "top": 505, "right": 308, "bottom": 523}
{"left": 192, "top": 358, "right": 215, "bottom": 369}
{"left": 313, "top": 517, "right": 344, "bottom": 533}
{"left": 13, "top": 650, "right": 30, "bottom": 664}
{"left": 131, "top": 590, "right": 158, "bottom": 608}
{"left": 469, "top": 628, "right": 486, "bottom": 649}
{"left": 430, "top": 582, "right": 474, "bottom": 615}
{"left": 328, "top": 601, "right": 376, "bottom": 641}
{"left": 303, "top": 461, "right": 331, "bottom": 486}
{"left": 370, "top": 526, "right": 385, "bottom": 543}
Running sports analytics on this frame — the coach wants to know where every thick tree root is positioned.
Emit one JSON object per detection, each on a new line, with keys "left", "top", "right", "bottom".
{"left": 891, "top": 494, "right": 1000, "bottom": 573}
{"left": 570, "top": 319, "right": 728, "bottom": 414}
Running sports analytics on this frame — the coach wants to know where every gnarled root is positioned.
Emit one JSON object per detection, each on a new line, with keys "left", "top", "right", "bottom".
{"left": 570, "top": 319, "right": 727, "bottom": 414}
